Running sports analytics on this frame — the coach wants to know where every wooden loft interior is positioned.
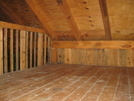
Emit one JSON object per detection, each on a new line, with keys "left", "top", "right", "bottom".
{"left": 0, "top": 0, "right": 134, "bottom": 101}
{"left": 0, "top": 0, "right": 134, "bottom": 40}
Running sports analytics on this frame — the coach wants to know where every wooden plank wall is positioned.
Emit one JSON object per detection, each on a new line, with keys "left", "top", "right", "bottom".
{"left": 51, "top": 41, "right": 134, "bottom": 67}
{"left": 0, "top": 27, "right": 50, "bottom": 74}
{"left": 52, "top": 48, "right": 134, "bottom": 67}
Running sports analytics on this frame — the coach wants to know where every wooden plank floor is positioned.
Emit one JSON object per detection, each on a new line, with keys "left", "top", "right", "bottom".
{"left": 0, "top": 64, "right": 134, "bottom": 101}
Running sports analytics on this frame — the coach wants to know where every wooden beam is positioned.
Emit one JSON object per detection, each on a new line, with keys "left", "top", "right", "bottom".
{"left": 10, "top": 29, "right": 14, "bottom": 72}
{"left": 25, "top": 31, "right": 29, "bottom": 69}
{"left": 16, "top": 30, "right": 19, "bottom": 71}
{"left": 57, "top": 0, "right": 81, "bottom": 40}
{"left": 48, "top": 37, "right": 51, "bottom": 63}
{"left": 99, "top": 0, "right": 112, "bottom": 40}
{"left": 52, "top": 41, "right": 134, "bottom": 49}
{"left": 30, "top": 32, "right": 33, "bottom": 68}
{"left": 20, "top": 30, "right": 26, "bottom": 70}
{"left": 0, "top": 27, "right": 3, "bottom": 74}
{"left": 3, "top": 28, "right": 8, "bottom": 73}
{"left": 37, "top": 33, "right": 43, "bottom": 66}
{"left": 43, "top": 34, "right": 46, "bottom": 65}
{"left": 25, "top": 0, "right": 55, "bottom": 39}
{"left": 0, "top": 2, "right": 24, "bottom": 24}
{"left": 34, "top": 33, "right": 37, "bottom": 67}
{"left": 0, "top": 21, "right": 45, "bottom": 33}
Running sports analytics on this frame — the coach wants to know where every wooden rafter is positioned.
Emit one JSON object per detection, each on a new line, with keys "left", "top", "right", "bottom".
{"left": 25, "top": 0, "right": 55, "bottom": 39}
{"left": 0, "top": 2, "right": 24, "bottom": 24}
{"left": 57, "top": 0, "right": 81, "bottom": 40}
{"left": 99, "top": 0, "right": 112, "bottom": 40}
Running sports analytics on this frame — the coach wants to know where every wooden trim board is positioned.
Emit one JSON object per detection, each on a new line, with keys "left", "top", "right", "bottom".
{"left": 52, "top": 41, "right": 134, "bottom": 49}
{"left": 0, "top": 21, "right": 45, "bottom": 33}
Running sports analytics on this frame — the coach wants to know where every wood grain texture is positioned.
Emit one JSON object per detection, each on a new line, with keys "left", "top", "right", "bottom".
{"left": 99, "top": 0, "right": 112, "bottom": 40}
{"left": 107, "top": 0, "right": 134, "bottom": 40}
{"left": 10, "top": 29, "right": 14, "bottom": 72}
{"left": 0, "top": 21, "right": 45, "bottom": 34}
{"left": 51, "top": 48, "right": 58, "bottom": 64}
{"left": 25, "top": 31, "right": 29, "bottom": 69}
{"left": 37, "top": 33, "right": 43, "bottom": 66}
{"left": 43, "top": 34, "right": 47, "bottom": 65}
{"left": 57, "top": 0, "right": 81, "bottom": 40}
{"left": 30, "top": 32, "right": 33, "bottom": 68}
{"left": 0, "top": 2, "right": 24, "bottom": 24}
{"left": 0, "top": 0, "right": 133, "bottom": 41}
{"left": 15, "top": 30, "right": 19, "bottom": 71}
{"left": 0, "top": 0, "right": 42, "bottom": 28}
{"left": 51, "top": 48, "right": 134, "bottom": 67}
{"left": 52, "top": 41, "right": 134, "bottom": 49}
{"left": 0, "top": 27, "right": 3, "bottom": 74}
{"left": 3, "top": 28, "right": 8, "bottom": 73}
{"left": 34, "top": 33, "right": 37, "bottom": 67}
{"left": 0, "top": 64, "right": 133, "bottom": 101}
{"left": 20, "top": 30, "right": 26, "bottom": 70}
{"left": 48, "top": 37, "right": 52, "bottom": 64}
{"left": 25, "top": 0, "right": 55, "bottom": 39}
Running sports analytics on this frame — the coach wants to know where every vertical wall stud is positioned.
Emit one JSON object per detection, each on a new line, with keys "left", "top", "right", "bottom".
{"left": 48, "top": 37, "right": 51, "bottom": 63}
{"left": 4, "top": 28, "right": 8, "bottom": 73}
{"left": 16, "top": 30, "right": 19, "bottom": 71}
{"left": 20, "top": 30, "right": 26, "bottom": 70}
{"left": 25, "top": 31, "right": 29, "bottom": 68}
{"left": 34, "top": 33, "right": 37, "bottom": 67}
{"left": 0, "top": 27, "right": 3, "bottom": 74}
{"left": 30, "top": 32, "right": 33, "bottom": 68}
{"left": 10, "top": 29, "right": 14, "bottom": 72}
{"left": 37, "top": 33, "right": 43, "bottom": 66}
{"left": 43, "top": 34, "right": 46, "bottom": 65}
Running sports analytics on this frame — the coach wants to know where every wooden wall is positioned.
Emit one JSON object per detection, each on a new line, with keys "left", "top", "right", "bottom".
{"left": 51, "top": 41, "right": 134, "bottom": 67}
{"left": 0, "top": 22, "right": 51, "bottom": 74}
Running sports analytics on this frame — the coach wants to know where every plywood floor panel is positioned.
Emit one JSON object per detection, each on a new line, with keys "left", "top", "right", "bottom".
{"left": 0, "top": 64, "right": 133, "bottom": 101}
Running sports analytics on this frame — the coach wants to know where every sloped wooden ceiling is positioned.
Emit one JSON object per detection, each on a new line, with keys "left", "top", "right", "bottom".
{"left": 107, "top": 0, "right": 134, "bottom": 40}
{"left": 0, "top": 0, "right": 134, "bottom": 40}
{"left": 0, "top": 0, "right": 42, "bottom": 28}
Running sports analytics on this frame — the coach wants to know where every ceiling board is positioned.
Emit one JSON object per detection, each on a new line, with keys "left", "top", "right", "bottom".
{"left": 47, "top": 19, "right": 71, "bottom": 31}
{"left": 81, "top": 30, "right": 106, "bottom": 40}
{"left": 0, "top": 0, "right": 134, "bottom": 40}
{"left": 107, "top": 0, "right": 134, "bottom": 40}
{"left": 0, "top": 0, "right": 42, "bottom": 28}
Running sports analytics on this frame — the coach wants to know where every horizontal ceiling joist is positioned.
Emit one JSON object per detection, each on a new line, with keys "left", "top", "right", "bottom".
{"left": 99, "top": 0, "right": 112, "bottom": 40}
{"left": 25, "top": 0, "right": 55, "bottom": 39}
{"left": 57, "top": 0, "right": 81, "bottom": 40}
{"left": 52, "top": 41, "right": 134, "bottom": 49}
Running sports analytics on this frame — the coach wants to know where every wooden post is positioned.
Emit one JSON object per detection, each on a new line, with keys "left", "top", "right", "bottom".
{"left": 64, "top": 48, "right": 70, "bottom": 64}
{"left": 3, "top": 28, "right": 8, "bottom": 73}
{"left": 25, "top": 31, "right": 29, "bottom": 69}
{"left": 30, "top": 32, "right": 33, "bottom": 68}
{"left": 43, "top": 34, "right": 46, "bottom": 65}
{"left": 51, "top": 48, "right": 58, "bottom": 64}
{"left": 34, "top": 33, "right": 37, "bottom": 67}
{"left": 37, "top": 33, "right": 43, "bottom": 66}
{"left": 20, "top": 30, "right": 26, "bottom": 70}
{"left": 48, "top": 37, "right": 51, "bottom": 64}
{"left": 0, "top": 27, "right": 3, "bottom": 74}
{"left": 10, "top": 29, "right": 14, "bottom": 72}
{"left": 16, "top": 30, "right": 19, "bottom": 71}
